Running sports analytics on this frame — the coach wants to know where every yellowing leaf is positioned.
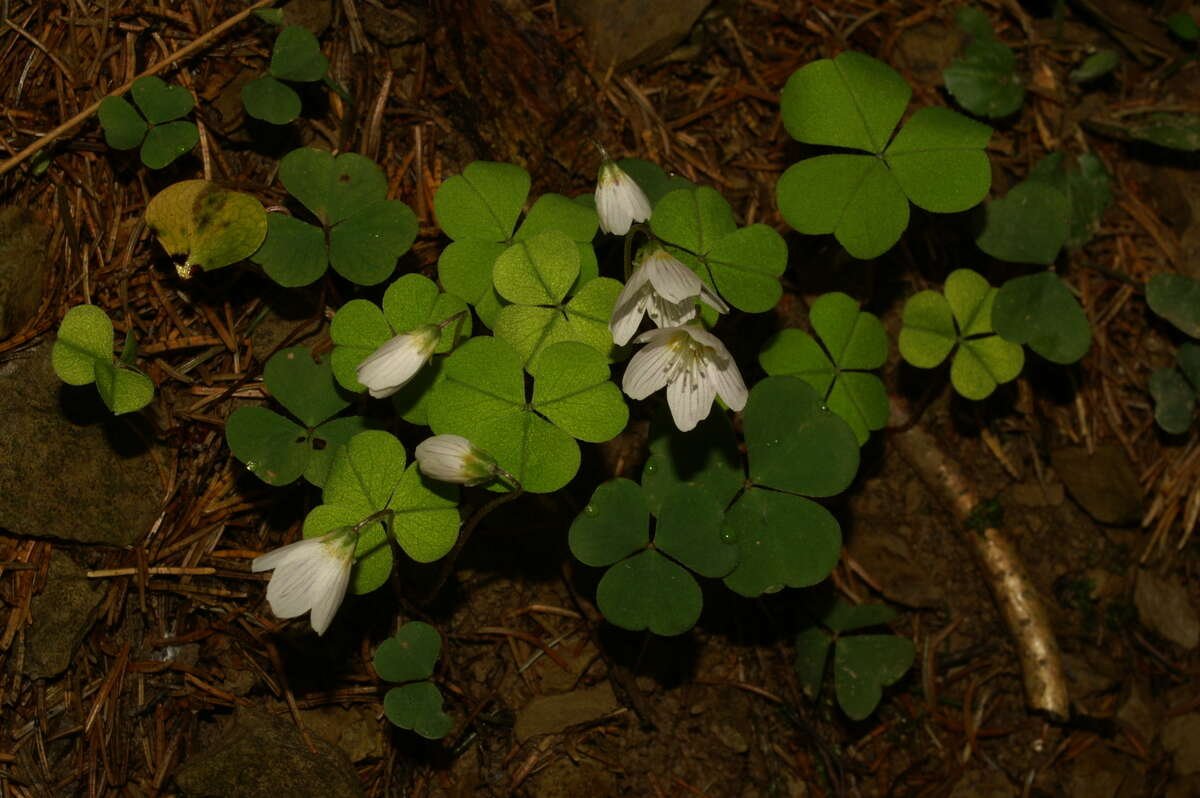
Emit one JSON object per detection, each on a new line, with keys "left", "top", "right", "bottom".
{"left": 145, "top": 180, "right": 268, "bottom": 276}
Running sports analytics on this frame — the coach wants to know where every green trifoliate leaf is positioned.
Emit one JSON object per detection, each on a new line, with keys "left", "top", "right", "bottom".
{"left": 653, "top": 491, "right": 737, "bottom": 579}
{"left": 374, "top": 622, "right": 441, "bottom": 684}
{"left": 146, "top": 180, "right": 268, "bottom": 274}
{"left": 899, "top": 269, "right": 1024, "bottom": 399}
{"left": 641, "top": 411, "right": 743, "bottom": 516}
{"left": 723, "top": 488, "right": 841, "bottom": 598}
{"left": 993, "top": 271, "right": 1091, "bottom": 364}
{"left": 428, "top": 336, "right": 580, "bottom": 493}
{"left": 883, "top": 108, "right": 992, "bottom": 213}
{"left": 569, "top": 478, "right": 649, "bottom": 567}
{"left": 241, "top": 75, "right": 301, "bottom": 125}
{"left": 492, "top": 230, "right": 579, "bottom": 305}
{"left": 759, "top": 293, "right": 888, "bottom": 445}
{"left": 225, "top": 406, "right": 309, "bottom": 486}
{"left": 131, "top": 76, "right": 194, "bottom": 124}
{"left": 269, "top": 26, "right": 329, "bottom": 82}
{"left": 530, "top": 342, "right": 627, "bottom": 443}
{"left": 387, "top": 464, "right": 460, "bottom": 563}
{"left": 1149, "top": 367, "right": 1196, "bottom": 435}
{"left": 743, "top": 376, "right": 859, "bottom": 498}
{"left": 1147, "top": 274, "right": 1200, "bottom": 339}
{"left": 52, "top": 305, "right": 113, "bottom": 385}
{"left": 777, "top": 154, "right": 909, "bottom": 260}
{"left": 93, "top": 361, "right": 154, "bottom": 415}
{"left": 780, "top": 50, "right": 910, "bottom": 152}
{"left": 596, "top": 549, "right": 702, "bottom": 636}
{"left": 1026, "top": 153, "right": 1112, "bottom": 249}
{"left": 976, "top": 181, "right": 1070, "bottom": 264}
{"left": 98, "top": 96, "right": 148, "bottom": 150}
{"left": 383, "top": 681, "right": 453, "bottom": 739}
{"left": 434, "top": 161, "right": 531, "bottom": 242}
{"left": 834, "top": 635, "right": 915, "bottom": 721}
{"left": 493, "top": 276, "right": 621, "bottom": 370}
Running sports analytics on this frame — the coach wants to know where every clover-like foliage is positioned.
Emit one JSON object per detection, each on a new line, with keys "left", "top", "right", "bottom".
{"left": 373, "top": 622, "right": 453, "bottom": 739}
{"left": 649, "top": 186, "right": 786, "bottom": 314}
{"left": 899, "top": 269, "right": 1024, "bottom": 400}
{"left": 435, "top": 161, "right": 606, "bottom": 330}
{"left": 942, "top": 8, "right": 1026, "bottom": 118}
{"left": 759, "top": 293, "right": 888, "bottom": 444}
{"left": 976, "top": 152, "right": 1111, "bottom": 263}
{"left": 242, "top": 26, "right": 330, "bottom": 125}
{"left": 794, "top": 600, "right": 915, "bottom": 721}
{"left": 146, "top": 180, "right": 268, "bottom": 277}
{"left": 777, "top": 51, "right": 992, "bottom": 259}
{"left": 372, "top": 619, "right": 451, "bottom": 739}
{"left": 98, "top": 76, "right": 199, "bottom": 169}
{"left": 427, "top": 337, "right": 628, "bottom": 494}
{"left": 225, "top": 347, "right": 368, "bottom": 487}
{"left": 302, "top": 431, "right": 460, "bottom": 594}
{"left": 52, "top": 305, "right": 154, "bottom": 415}
{"left": 993, "top": 271, "right": 1092, "bottom": 364}
{"left": 570, "top": 478, "right": 736, "bottom": 636}
{"left": 330, "top": 274, "right": 471, "bottom": 425}
{"left": 251, "top": 148, "right": 418, "bottom": 287}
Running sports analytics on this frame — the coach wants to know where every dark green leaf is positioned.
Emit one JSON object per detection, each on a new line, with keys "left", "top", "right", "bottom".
{"left": 834, "top": 635, "right": 916, "bottom": 720}
{"left": 1147, "top": 274, "right": 1200, "bottom": 338}
{"left": 642, "top": 411, "right": 743, "bottom": 516}
{"left": 225, "top": 406, "right": 309, "bottom": 486}
{"left": 97, "top": 96, "right": 147, "bottom": 150}
{"left": 383, "top": 682, "right": 453, "bottom": 739}
{"left": 139, "top": 121, "right": 198, "bottom": 169}
{"left": 241, "top": 75, "right": 301, "bottom": 125}
{"left": 131, "top": 76, "right": 194, "bottom": 124}
{"left": 263, "top": 347, "right": 349, "bottom": 428}
{"left": 723, "top": 488, "right": 841, "bottom": 598}
{"left": 794, "top": 627, "right": 833, "bottom": 698}
{"left": 374, "top": 622, "right": 441, "bottom": 683}
{"left": 976, "top": 181, "right": 1070, "bottom": 264}
{"left": 1149, "top": 367, "right": 1196, "bottom": 435}
{"left": 654, "top": 491, "right": 737, "bottom": 578}
{"left": 270, "top": 26, "right": 329, "bottom": 82}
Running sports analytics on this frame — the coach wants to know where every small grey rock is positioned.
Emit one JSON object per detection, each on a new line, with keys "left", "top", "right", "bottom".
{"left": 22, "top": 549, "right": 104, "bottom": 678}
{"left": 174, "top": 708, "right": 363, "bottom": 798}
{"left": 514, "top": 683, "right": 618, "bottom": 743}
{"left": 1050, "top": 445, "right": 1142, "bottom": 526}
{"left": 1164, "top": 715, "right": 1200, "bottom": 777}
{"left": 0, "top": 342, "right": 160, "bottom": 546}
{"left": 560, "top": 0, "right": 711, "bottom": 71}
{"left": 1135, "top": 569, "right": 1199, "bottom": 650}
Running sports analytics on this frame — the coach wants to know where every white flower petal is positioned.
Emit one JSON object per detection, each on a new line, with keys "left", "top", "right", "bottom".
{"left": 356, "top": 327, "right": 439, "bottom": 398}
{"left": 609, "top": 281, "right": 651, "bottom": 346}
{"left": 708, "top": 356, "right": 748, "bottom": 412}
{"left": 254, "top": 532, "right": 355, "bottom": 635}
{"left": 415, "top": 434, "right": 494, "bottom": 484}
{"left": 698, "top": 283, "right": 730, "bottom": 315}
{"left": 622, "top": 336, "right": 677, "bottom": 399}
{"left": 596, "top": 161, "right": 652, "bottom": 235}
{"left": 666, "top": 365, "right": 716, "bottom": 432}
{"left": 644, "top": 251, "right": 702, "bottom": 304}
{"left": 644, "top": 294, "right": 697, "bottom": 329}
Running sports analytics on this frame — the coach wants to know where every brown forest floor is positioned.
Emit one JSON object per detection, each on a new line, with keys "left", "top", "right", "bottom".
{"left": 1, "top": 0, "right": 1199, "bottom": 796}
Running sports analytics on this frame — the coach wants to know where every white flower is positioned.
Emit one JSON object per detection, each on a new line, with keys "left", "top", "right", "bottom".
{"left": 609, "top": 247, "right": 730, "bottom": 346}
{"left": 356, "top": 325, "right": 440, "bottom": 398}
{"left": 622, "top": 325, "right": 748, "bottom": 432}
{"left": 595, "top": 160, "right": 652, "bottom": 235}
{"left": 252, "top": 529, "right": 357, "bottom": 635}
{"left": 415, "top": 434, "right": 497, "bottom": 485}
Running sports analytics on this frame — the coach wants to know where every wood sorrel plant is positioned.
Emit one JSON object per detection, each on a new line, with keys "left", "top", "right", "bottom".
{"left": 69, "top": 35, "right": 1132, "bottom": 735}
